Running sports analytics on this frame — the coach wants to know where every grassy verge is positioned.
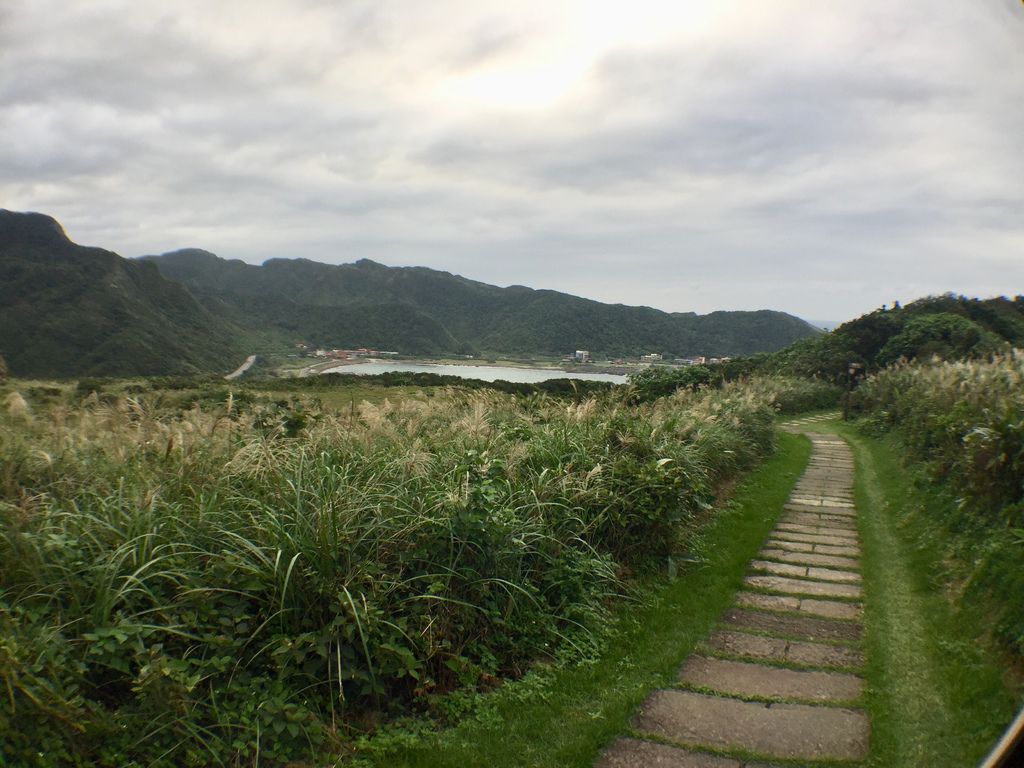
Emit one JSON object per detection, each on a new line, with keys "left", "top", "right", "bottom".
{"left": 348, "top": 430, "right": 811, "bottom": 767}
{"left": 818, "top": 422, "right": 1023, "bottom": 767}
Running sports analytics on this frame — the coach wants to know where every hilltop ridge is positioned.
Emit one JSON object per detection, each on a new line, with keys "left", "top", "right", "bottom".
{"left": 146, "top": 247, "right": 820, "bottom": 360}
{"left": 1, "top": 209, "right": 821, "bottom": 377}
{"left": 0, "top": 210, "right": 245, "bottom": 377}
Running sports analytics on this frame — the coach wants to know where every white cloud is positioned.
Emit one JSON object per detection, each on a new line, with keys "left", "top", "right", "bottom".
{"left": 2, "top": 0, "right": 1022, "bottom": 322}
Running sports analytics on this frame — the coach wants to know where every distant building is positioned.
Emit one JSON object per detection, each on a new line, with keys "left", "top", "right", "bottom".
{"left": 640, "top": 353, "right": 663, "bottom": 363}
{"left": 574, "top": 350, "right": 590, "bottom": 363}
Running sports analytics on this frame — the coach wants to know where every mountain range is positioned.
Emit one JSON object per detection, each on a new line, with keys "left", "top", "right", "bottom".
{"left": 1, "top": 209, "right": 821, "bottom": 378}
{"left": 0, "top": 211, "right": 243, "bottom": 377}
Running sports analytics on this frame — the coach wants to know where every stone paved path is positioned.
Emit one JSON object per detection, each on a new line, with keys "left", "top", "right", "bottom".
{"left": 596, "top": 431, "right": 868, "bottom": 767}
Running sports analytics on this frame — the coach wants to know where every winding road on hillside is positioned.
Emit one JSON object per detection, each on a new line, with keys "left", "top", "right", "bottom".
{"left": 224, "top": 354, "right": 256, "bottom": 380}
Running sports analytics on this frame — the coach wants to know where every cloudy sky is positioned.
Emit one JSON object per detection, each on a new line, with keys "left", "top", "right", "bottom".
{"left": 3, "top": 0, "right": 1022, "bottom": 323}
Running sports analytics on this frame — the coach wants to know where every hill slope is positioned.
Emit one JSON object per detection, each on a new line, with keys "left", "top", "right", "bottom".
{"left": 763, "top": 294, "right": 1024, "bottom": 381}
{"left": 146, "top": 249, "right": 820, "bottom": 358}
{"left": 0, "top": 211, "right": 246, "bottom": 377}
{"left": 0, "top": 208, "right": 821, "bottom": 378}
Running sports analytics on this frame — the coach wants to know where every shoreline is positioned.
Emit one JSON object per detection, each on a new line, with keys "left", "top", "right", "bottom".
{"left": 299, "top": 357, "right": 637, "bottom": 378}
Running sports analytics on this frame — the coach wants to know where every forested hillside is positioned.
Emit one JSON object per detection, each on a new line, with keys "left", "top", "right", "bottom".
{"left": 761, "top": 294, "right": 1024, "bottom": 382}
{"left": 1, "top": 209, "right": 821, "bottom": 377}
{"left": 0, "top": 211, "right": 247, "bottom": 377}
{"left": 146, "top": 249, "right": 820, "bottom": 358}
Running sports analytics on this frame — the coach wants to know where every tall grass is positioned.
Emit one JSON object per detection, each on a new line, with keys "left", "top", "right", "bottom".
{"left": 852, "top": 350, "right": 1024, "bottom": 657}
{"left": 0, "top": 380, "right": 792, "bottom": 766}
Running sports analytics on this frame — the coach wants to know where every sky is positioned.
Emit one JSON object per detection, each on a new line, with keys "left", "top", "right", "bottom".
{"left": 3, "top": 0, "right": 1023, "bottom": 324}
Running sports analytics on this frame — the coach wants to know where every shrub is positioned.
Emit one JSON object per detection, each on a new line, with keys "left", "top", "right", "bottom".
{"left": 852, "top": 350, "right": 1024, "bottom": 654}
{"left": 0, "top": 383, "right": 777, "bottom": 765}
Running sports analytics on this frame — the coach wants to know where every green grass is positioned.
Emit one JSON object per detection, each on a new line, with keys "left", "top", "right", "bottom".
{"left": 251, "top": 385, "right": 429, "bottom": 410}
{"left": 2, "top": 379, "right": 796, "bottom": 766}
{"left": 348, "top": 431, "right": 812, "bottom": 767}
{"left": 806, "top": 421, "right": 1023, "bottom": 767}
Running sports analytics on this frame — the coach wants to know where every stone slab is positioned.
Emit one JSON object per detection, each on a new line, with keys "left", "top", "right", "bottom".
{"left": 735, "top": 591, "right": 861, "bottom": 621}
{"left": 678, "top": 656, "right": 863, "bottom": 702}
{"left": 735, "top": 592, "right": 800, "bottom": 612}
{"left": 785, "top": 503, "right": 855, "bottom": 517}
{"left": 787, "top": 640, "right": 865, "bottom": 670}
{"left": 813, "top": 544, "right": 861, "bottom": 557}
{"left": 819, "top": 512, "right": 858, "bottom": 522}
{"left": 594, "top": 738, "right": 742, "bottom": 768}
{"left": 820, "top": 498, "right": 857, "bottom": 508}
{"left": 745, "top": 575, "right": 862, "bottom": 600}
{"left": 759, "top": 548, "right": 860, "bottom": 570}
{"left": 798, "top": 599, "right": 862, "bottom": 620}
{"left": 806, "top": 567, "right": 861, "bottom": 584}
{"left": 706, "top": 630, "right": 788, "bottom": 661}
{"left": 750, "top": 560, "right": 808, "bottom": 578}
{"left": 721, "top": 608, "right": 862, "bottom": 642}
{"left": 780, "top": 514, "right": 857, "bottom": 530}
{"left": 787, "top": 500, "right": 856, "bottom": 513}
{"left": 632, "top": 690, "right": 869, "bottom": 761}
{"left": 770, "top": 531, "right": 858, "bottom": 547}
{"left": 766, "top": 538, "right": 814, "bottom": 553}
{"left": 706, "top": 630, "right": 864, "bottom": 670}
{"left": 792, "top": 493, "right": 854, "bottom": 502}
{"left": 776, "top": 523, "right": 859, "bottom": 538}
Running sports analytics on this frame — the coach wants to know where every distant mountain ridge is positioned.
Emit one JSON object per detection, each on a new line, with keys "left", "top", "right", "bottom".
{"left": 0, "top": 209, "right": 821, "bottom": 377}
{"left": 145, "top": 248, "right": 821, "bottom": 360}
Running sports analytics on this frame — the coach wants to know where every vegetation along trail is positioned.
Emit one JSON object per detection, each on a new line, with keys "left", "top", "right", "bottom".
{"left": 590, "top": 408, "right": 1023, "bottom": 768}
{"left": 3, "top": 332, "right": 1023, "bottom": 766}
{"left": 597, "top": 426, "right": 869, "bottom": 766}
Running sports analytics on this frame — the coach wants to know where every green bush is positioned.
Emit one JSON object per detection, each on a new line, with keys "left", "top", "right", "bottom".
{"left": 852, "top": 351, "right": 1024, "bottom": 655}
{"left": 626, "top": 365, "right": 720, "bottom": 403}
{"left": 0, "top": 383, "right": 777, "bottom": 765}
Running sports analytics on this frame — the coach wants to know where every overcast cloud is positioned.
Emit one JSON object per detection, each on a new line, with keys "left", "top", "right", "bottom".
{"left": 2, "top": 0, "right": 1023, "bottom": 322}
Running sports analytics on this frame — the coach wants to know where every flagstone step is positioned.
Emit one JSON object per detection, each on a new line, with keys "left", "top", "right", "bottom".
{"left": 769, "top": 531, "right": 858, "bottom": 547}
{"left": 785, "top": 503, "right": 856, "bottom": 516}
{"left": 705, "top": 630, "right": 864, "bottom": 670}
{"left": 595, "top": 738, "right": 756, "bottom": 768}
{"left": 776, "top": 522, "right": 857, "bottom": 536}
{"left": 779, "top": 513, "right": 858, "bottom": 529}
{"left": 759, "top": 548, "right": 859, "bottom": 570}
{"left": 632, "top": 690, "right": 869, "bottom": 762}
{"left": 735, "top": 592, "right": 862, "bottom": 620}
{"left": 678, "top": 655, "right": 863, "bottom": 702}
{"left": 721, "top": 608, "right": 863, "bottom": 643}
{"left": 749, "top": 560, "right": 861, "bottom": 584}
{"left": 766, "top": 539, "right": 861, "bottom": 559}
{"left": 744, "top": 574, "right": 862, "bottom": 600}
{"left": 812, "top": 543, "right": 861, "bottom": 557}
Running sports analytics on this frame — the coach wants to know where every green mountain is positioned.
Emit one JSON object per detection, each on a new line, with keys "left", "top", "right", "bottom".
{"left": 145, "top": 249, "right": 821, "bottom": 359}
{"left": 0, "top": 210, "right": 246, "bottom": 378}
{"left": 764, "top": 294, "right": 1024, "bottom": 382}
{"left": 0, "top": 209, "right": 821, "bottom": 378}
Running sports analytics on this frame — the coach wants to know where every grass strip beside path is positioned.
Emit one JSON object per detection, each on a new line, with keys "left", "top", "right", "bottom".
{"left": 350, "top": 431, "right": 812, "bottom": 768}
{"left": 811, "top": 422, "right": 1021, "bottom": 767}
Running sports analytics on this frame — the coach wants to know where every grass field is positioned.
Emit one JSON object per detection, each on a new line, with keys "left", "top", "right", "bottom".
{"left": 1, "top": 377, "right": 790, "bottom": 767}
